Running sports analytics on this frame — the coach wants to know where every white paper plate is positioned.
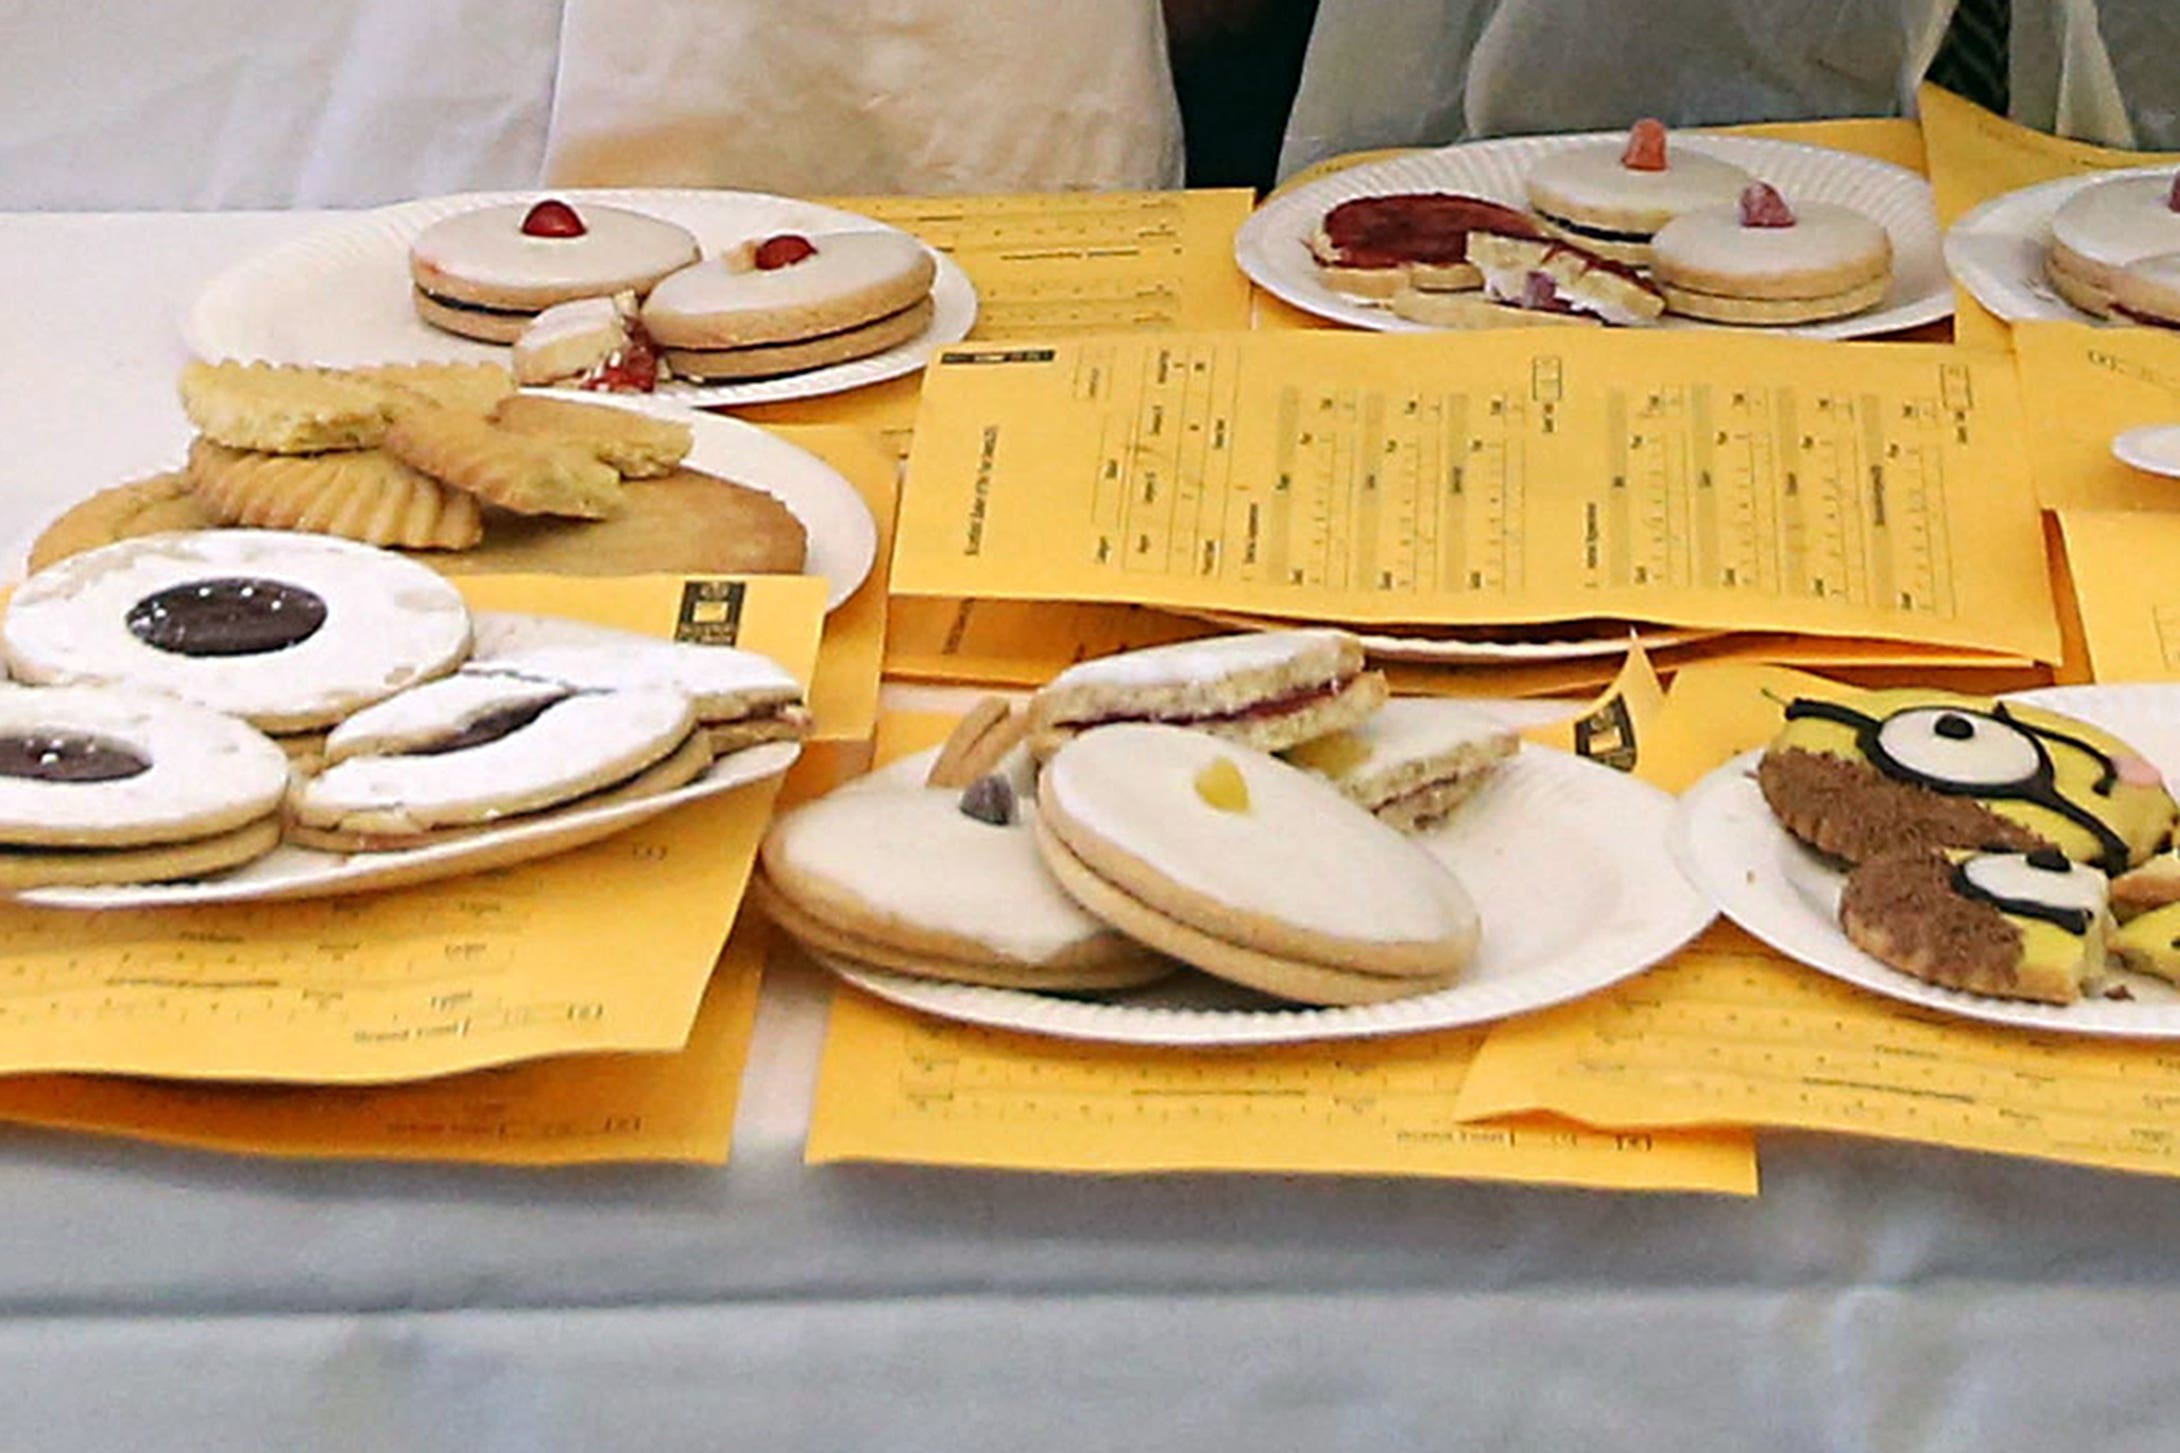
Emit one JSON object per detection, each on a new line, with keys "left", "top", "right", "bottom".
{"left": 1240, "top": 132, "right": 1949, "bottom": 340}
{"left": 1673, "top": 684, "right": 2180, "bottom": 1037}
{"left": 1942, "top": 165, "right": 2175, "bottom": 326}
{"left": 816, "top": 738, "right": 1715, "bottom": 1046}
{"left": 185, "top": 188, "right": 978, "bottom": 407}
{"left": 2114, "top": 422, "right": 2180, "bottom": 479}
{"left": 21, "top": 680, "right": 801, "bottom": 910}
{"left": 542, "top": 394, "right": 877, "bottom": 611}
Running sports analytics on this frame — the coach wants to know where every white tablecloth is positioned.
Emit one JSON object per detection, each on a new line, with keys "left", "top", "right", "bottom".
{"left": 5, "top": 212, "right": 2180, "bottom": 1451}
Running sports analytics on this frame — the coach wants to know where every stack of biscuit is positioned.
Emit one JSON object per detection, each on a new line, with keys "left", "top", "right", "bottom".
{"left": 757, "top": 630, "right": 1521, "bottom": 1007}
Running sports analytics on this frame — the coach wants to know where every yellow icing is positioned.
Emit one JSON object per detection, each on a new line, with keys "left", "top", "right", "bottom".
{"left": 1773, "top": 688, "right": 2176, "bottom": 868}
{"left": 1192, "top": 757, "right": 1251, "bottom": 813}
{"left": 2114, "top": 901, "right": 2180, "bottom": 984}
{"left": 1282, "top": 730, "right": 1372, "bottom": 778}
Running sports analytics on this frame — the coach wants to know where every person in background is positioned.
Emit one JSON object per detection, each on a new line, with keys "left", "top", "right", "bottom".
{"left": 1275, "top": 0, "right": 2180, "bottom": 184}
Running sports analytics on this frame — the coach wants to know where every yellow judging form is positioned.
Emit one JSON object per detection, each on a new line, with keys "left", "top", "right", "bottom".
{"left": 896, "top": 328, "right": 2058, "bottom": 660}
{"left": 0, "top": 572, "right": 825, "bottom": 1086}
{"left": 2016, "top": 323, "right": 2180, "bottom": 514}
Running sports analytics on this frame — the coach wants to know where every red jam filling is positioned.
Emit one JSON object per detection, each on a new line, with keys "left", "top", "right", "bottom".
{"left": 1077, "top": 677, "right": 1351, "bottom": 729}
{"left": 579, "top": 316, "right": 662, "bottom": 394}
{"left": 1318, "top": 194, "right": 1542, "bottom": 269}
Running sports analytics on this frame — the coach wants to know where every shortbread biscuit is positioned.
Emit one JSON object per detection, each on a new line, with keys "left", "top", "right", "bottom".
{"left": 1525, "top": 120, "right": 1752, "bottom": 266}
{"left": 1651, "top": 183, "right": 1892, "bottom": 325}
{"left": 347, "top": 362, "right": 518, "bottom": 417}
{"left": 1840, "top": 847, "right": 2113, "bottom": 1006}
{"left": 659, "top": 296, "right": 936, "bottom": 383}
{"left": 409, "top": 199, "right": 702, "bottom": 344}
{"left": 757, "top": 743, "right": 1167, "bottom": 990}
{"left": 488, "top": 394, "right": 692, "bottom": 478}
{"left": 384, "top": 406, "right": 623, "bottom": 518}
{"left": 4, "top": 530, "right": 474, "bottom": 734}
{"left": 187, "top": 438, "right": 483, "bottom": 550}
{"left": 1756, "top": 689, "right": 2176, "bottom": 875}
{"left": 1026, "top": 629, "right": 1387, "bottom": 759}
{"left": 293, "top": 671, "right": 698, "bottom": 835}
{"left": 0, "top": 815, "right": 284, "bottom": 891}
{"left": 27, "top": 474, "right": 217, "bottom": 573}
{"left": 1034, "top": 724, "right": 1480, "bottom": 1002}
{"left": 179, "top": 361, "right": 400, "bottom": 454}
{"left": 644, "top": 232, "right": 937, "bottom": 350}
{"left": 422, "top": 467, "right": 806, "bottom": 577}
{"left": 2044, "top": 172, "right": 2180, "bottom": 319}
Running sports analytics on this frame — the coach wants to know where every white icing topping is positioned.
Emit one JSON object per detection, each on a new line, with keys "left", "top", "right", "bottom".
{"left": 469, "top": 615, "right": 802, "bottom": 713}
{"left": 517, "top": 295, "right": 626, "bottom": 349}
{"left": 297, "top": 681, "right": 694, "bottom": 824}
{"left": 1874, "top": 707, "right": 2042, "bottom": 789}
{"left": 2051, "top": 176, "right": 2180, "bottom": 268}
{"left": 1041, "top": 629, "right": 1355, "bottom": 694}
{"left": 411, "top": 203, "right": 699, "bottom": 292}
{"left": 0, "top": 683, "right": 289, "bottom": 840}
{"left": 642, "top": 232, "right": 931, "bottom": 322}
{"left": 1526, "top": 145, "right": 1752, "bottom": 225}
{"left": 1044, "top": 723, "right": 1479, "bottom": 945}
{"left": 1959, "top": 852, "right": 2108, "bottom": 918}
{"left": 767, "top": 746, "right": 1114, "bottom": 963}
{"left": 1650, "top": 201, "right": 1890, "bottom": 282}
{"left": 1298, "top": 698, "right": 1516, "bottom": 787}
{"left": 321, "top": 672, "right": 573, "bottom": 765}
{"left": 2, "top": 531, "right": 472, "bottom": 730}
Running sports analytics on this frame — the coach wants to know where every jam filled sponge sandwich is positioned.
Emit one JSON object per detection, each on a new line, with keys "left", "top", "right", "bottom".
{"left": 0, "top": 683, "right": 292, "bottom": 889}
{"left": 2046, "top": 171, "right": 2180, "bottom": 319}
{"left": 641, "top": 231, "right": 937, "bottom": 383}
{"left": 1840, "top": 847, "right": 2115, "bottom": 1006}
{"left": 1650, "top": 183, "right": 1892, "bottom": 325}
{"left": 1524, "top": 119, "right": 1752, "bottom": 267}
{"left": 1756, "top": 688, "right": 2176, "bottom": 876}
{"left": 409, "top": 198, "right": 701, "bottom": 345}
{"left": 1033, "top": 724, "right": 1480, "bottom": 1005}
{"left": 1025, "top": 629, "right": 1388, "bottom": 761}
{"left": 1283, "top": 697, "right": 1519, "bottom": 832}
{"left": 1, "top": 531, "right": 473, "bottom": 738}
{"left": 1308, "top": 193, "right": 1544, "bottom": 300}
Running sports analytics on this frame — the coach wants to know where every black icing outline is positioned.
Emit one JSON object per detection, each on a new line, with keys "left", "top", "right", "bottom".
{"left": 1785, "top": 698, "right": 2131, "bottom": 874}
{"left": 1949, "top": 856, "right": 2096, "bottom": 937}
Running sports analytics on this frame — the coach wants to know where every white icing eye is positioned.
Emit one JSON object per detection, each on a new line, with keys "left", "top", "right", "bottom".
{"left": 1958, "top": 852, "right": 2108, "bottom": 916}
{"left": 1873, "top": 707, "right": 2042, "bottom": 789}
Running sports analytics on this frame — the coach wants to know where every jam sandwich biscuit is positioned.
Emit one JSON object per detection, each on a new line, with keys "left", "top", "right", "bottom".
{"left": 1756, "top": 688, "right": 2175, "bottom": 876}
{"left": 2110, "top": 251, "right": 2180, "bottom": 329}
{"left": 756, "top": 730, "right": 1168, "bottom": 992}
{"left": 1463, "top": 232, "right": 1666, "bottom": 325}
{"left": 466, "top": 616, "right": 808, "bottom": 755}
{"left": 1308, "top": 193, "right": 1543, "bottom": 300}
{"left": 1649, "top": 183, "right": 1892, "bottom": 325}
{"left": 0, "top": 683, "right": 291, "bottom": 888}
{"left": 1034, "top": 724, "right": 1480, "bottom": 1004}
{"left": 486, "top": 395, "right": 693, "bottom": 479}
{"left": 1283, "top": 697, "right": 1518, "bottom": 831}
{"left": 1025, "top": 629, "right": 1387, "bottom": 760}
{"left": 1524, "top": 119, "right": 1752, "bottom": 267}
{"left": 288, "top": 668, "right": 708, "bottom": 851}
{"left": 409, "top": 199, "right": 701, "bottom": 345}
{"left": 641, "top": 231, "right": 937, "bottom": 383}
{"left": 2045, "top": 171, "right": 2180, "bottom": 319}
{"left": 1840, "top": 846, "right": 2114, "bottom": 1005}
{"left": 3, "top": 530, "right": 473, "bottom": 736}
{"left": 510, "top": 294, "right": 665, "bottom": 393}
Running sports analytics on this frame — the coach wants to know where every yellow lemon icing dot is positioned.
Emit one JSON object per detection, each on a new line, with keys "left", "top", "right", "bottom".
{"left": 1193, "top": 757, "right": 1251, "bottom": 813}
{"left": 1283, "top": 730, "right": 1372, "bottom": 778}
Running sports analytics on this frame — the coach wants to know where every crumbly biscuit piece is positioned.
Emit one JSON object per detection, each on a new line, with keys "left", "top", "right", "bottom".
{"left": 420, "top": 467, "right": 805, "bottom": 577}
{"left": 1389, "top": 288, "right": 1603, "bottom": 330}
{"left": 660, "top": 296, "right": 935, "bottom": 383}
{"left": 179, "top": 361, "right": 401, "bottom": 454}
{"left": 348, "top": 362, "right": 517, "bottom": 417}
{"left": 488, "top": 394, "right": 692, "bottom": 478}
{"left": 26, "top": 474, "right": 217, "bottom": 573}
{"left": 1840, "top": 848, "right": 2110, "bottom": 1006}
{"left": 383, "top": 406, "right": 623, "bottom": 518}
{"left": 924, "top": 697, "right": 1027, "bottom": 789}
{"left": 187, "top": 438, "right": 483, "bottom": 550}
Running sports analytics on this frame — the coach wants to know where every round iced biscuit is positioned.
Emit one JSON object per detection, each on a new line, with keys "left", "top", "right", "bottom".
{"left": 296, "top": 673, "right": 696, "bottom": 832}
{"left": 3, "top": 531, "right": 473, "bottom": 734}
{"left": 1651, "top": 200, "right": 1891, "bottom": 300}
{"left": 470, "top": 634, "right": 802, "bottom": 725}
{"left": 26, "top": 474, "right": 217, "bottom": 574}
{"left": 1037, "top": 723, "right": 1480, "bottom": 979}
{"left": 1655, "top": 274, "right": 1891, "bottom": 325}
{"left": 642, "top": 233, "right": 936, "bottom": 349}
{"left": 0, "top": 683, "right": 290, "bottom": 848}
{"left": 659, "top": 296, "right": 937, "bottom": 382}
{"left": 0, "top": 814, "right": 283, "bottom": 890}
{"left": 408, "top": 201, "right": 701, "bottom": 314}
{"left": 1526, "top": 144, "right": 1751, "bottom": 259}
{"left": 1026, "top": 628, "right": 1382, "bottom": 758}
{"left": 2045, "top": 240, "right": 2121, "bottom": 317}
{"left": 2112, "top": 251, "right": 2180, "bottom": 327}
{"left": 758, "top": 746, "right": 1157, "bottom": 983}
{"left": 2049, "top": 175, "right": 2180, "bottom": 275}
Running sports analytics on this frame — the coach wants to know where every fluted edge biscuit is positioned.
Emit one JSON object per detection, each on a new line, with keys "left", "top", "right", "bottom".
{"left": 179, "top": 360, "right": 402, "bottom": 454}
{"left": 187, "top": 438, "right": 483, "bottom": 550}
{"left": 384, "top": 407, "right": 623, "bottom": 519}
{"left": 488, "top": 394, "right": 693, "bottom": 478}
